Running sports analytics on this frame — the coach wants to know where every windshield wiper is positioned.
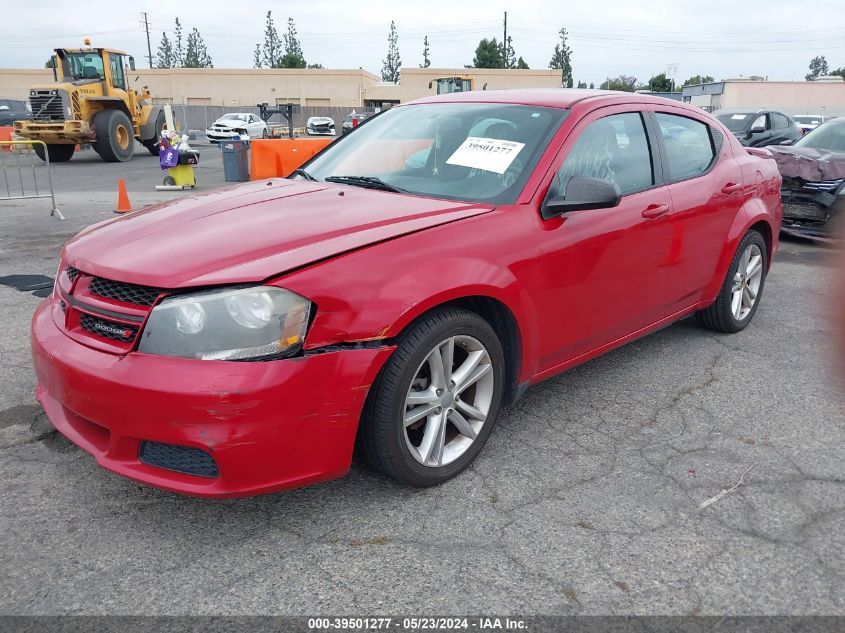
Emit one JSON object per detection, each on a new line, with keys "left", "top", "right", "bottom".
{"left": 290, "top": 168, "right": 317, "bottom": 181}
{"left": 324, "top": 175, "right": 407, "bottom": 194}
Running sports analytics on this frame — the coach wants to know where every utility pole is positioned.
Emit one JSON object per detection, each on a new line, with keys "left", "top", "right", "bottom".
{"left": 142, "top": 12, "right": 153, "bottom": 68}
{"left": 503, "top": 11, "right": 507, "bottom": 69}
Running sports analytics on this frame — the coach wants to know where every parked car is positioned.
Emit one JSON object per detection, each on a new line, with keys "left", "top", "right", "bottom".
{"left": 33, "top": 90, "right": 781, "bottom": 498}
{"left": 793, "top": 114, "right": 826, "bottom": 135}
{"left": 767, "top": 117, "right": 845, "bottom": 241}
{"left": 714, "top": 108, "right": 802, "bottom": 147}
{"left": 0, "top": 98, "right": 31, "bottom": 127}
{"left": 341, "top": 112, "right": 368, "bottom": 134}
{"left": 306, "top": 116, "right": 336, "bottom": 136}
{"left": 205, "top": 113, "right": 267, "bottom": 143}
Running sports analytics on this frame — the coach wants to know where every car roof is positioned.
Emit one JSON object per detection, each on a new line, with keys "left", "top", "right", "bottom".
{"left": 716, "top": 107, "right": 787, "bottom": 116}
{"left": 406, "top": 88, "right": 701, "bottom": 112}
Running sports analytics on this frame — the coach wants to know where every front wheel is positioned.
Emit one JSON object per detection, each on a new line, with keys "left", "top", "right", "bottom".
{"left": 359, "top": 308, "right": 505, "bottom": 487}
{"left": 92, "top": 109, "right": 135, "bottom": 162}
{"left": 695, "top": 230, "right": 768, "bottom": 333}
{"left": 33, "top": 143, "right": 74, "bottom": 163}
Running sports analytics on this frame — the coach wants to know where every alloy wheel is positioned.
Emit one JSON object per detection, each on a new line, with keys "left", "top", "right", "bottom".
{"left": 731, "top": 243, "right": 764, "bottom": 321}
{"left": 403, "top": 335, "right": 495, "bottom": 467}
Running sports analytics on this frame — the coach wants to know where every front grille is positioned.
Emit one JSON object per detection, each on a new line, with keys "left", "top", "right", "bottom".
{"left": 79, "top": 312, "right": 138, "bottom": 343}
{"left": 139, "top": 441, "right": 219, "bottom": 478}
{"left": 782, "top": 178, "right": 843, "bottom": 194}
{"left": 783, "top": 202, "right": 828, "bottom": 222}
{"left": 89, "top": 277, "right": 162, "bottom": 306}
{"left": 29, "top": 92, "right": 65, "bottom": 122}
{"left": 66, "top": 266, "right": 79, "bottom": 282}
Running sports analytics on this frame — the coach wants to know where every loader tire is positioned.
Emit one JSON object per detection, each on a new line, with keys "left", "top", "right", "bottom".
{"left": 142, "top": 111, "right": 166, "bottom": 156}
{"left": 92, "top": 110, "right": 134, "bottom": 162}
{"left": 33, "top": 144, "right": 74, "bottom": 163}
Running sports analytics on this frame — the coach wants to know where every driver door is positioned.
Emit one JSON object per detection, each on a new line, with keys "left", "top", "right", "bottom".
{"left": 529, "top": 106, "right": 679, "bottom": 372}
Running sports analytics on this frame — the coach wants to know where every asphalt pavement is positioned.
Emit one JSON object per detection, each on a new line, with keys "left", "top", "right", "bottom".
{"left": 0, "top": 157, "right": 843, "bottom": 616}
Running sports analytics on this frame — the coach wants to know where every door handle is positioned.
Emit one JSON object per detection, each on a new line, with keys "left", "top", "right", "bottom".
{"left": 641, "top": 203, "right": 670, "bottom": 219}
{"left": 721, "top": 182, "right": 742, "bottom": 194}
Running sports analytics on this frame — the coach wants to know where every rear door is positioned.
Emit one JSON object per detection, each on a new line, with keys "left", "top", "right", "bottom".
{"left": 528, "top": 105, "right": 680, "bottom": 371}
{"left": 648, "top": 106, "right": 745, "bottom": 305}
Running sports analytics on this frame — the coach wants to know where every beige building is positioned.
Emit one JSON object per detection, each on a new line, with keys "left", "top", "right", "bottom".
{"left": 682, "top": 78, "right": 845, "bottom": 116}
{"left": 0, "top": 66, "right": 563, "bottom": 108}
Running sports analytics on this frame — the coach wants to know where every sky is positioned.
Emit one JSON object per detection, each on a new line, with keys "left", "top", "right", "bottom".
{"left": 2, "top": 0, "right": 845, "bottom": 85}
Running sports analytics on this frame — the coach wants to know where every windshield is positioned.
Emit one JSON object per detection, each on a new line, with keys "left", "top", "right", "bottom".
{"left": 61, "top": 52, "right": 105, "bottom": 81}
{"left": 221, "top": 114, "right": 248, "bottom": 122}
{"left": 300, "top": 103, "right": 566, "bottom": 204}
{"left": 794, "top": 120, "right": 845, "bottom": 152}
{"left": 715, "top": 112, "right": 754, "bottom": 132}
{"left": 794, "top": 115, "right": 823, "bottom": 125}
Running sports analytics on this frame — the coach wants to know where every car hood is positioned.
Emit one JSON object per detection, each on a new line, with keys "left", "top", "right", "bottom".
{"left": 211, "top": 119, "right": 247, "bottom": 128}
{"left": 767, "top": 146, "right": 845, "bottom": 181}
{"left": 308, "top": 118, "right": 334, "bottom": 125}
{"left": 62, "top": 179, "right": 493, "bottom": 288}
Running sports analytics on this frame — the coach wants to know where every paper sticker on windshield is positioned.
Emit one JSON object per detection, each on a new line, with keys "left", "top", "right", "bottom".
{"left": 730, "top": 114, "right": 748, "bottom": 120}
{"left": 446, "top": 137, "right": 526, "bottom": 174}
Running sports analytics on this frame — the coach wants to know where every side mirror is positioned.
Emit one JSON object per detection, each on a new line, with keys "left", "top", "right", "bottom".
{"left": 779, "top": 139, "right": 794, "bottom": 146}
{"left": 542, "top": 176, "right": 621, "bottom": 219}
{"left": 750, "top": 125, "right": 766, "bottom": 134}
{"left": 128, "top": 56, "right": 136, "bottom": 71}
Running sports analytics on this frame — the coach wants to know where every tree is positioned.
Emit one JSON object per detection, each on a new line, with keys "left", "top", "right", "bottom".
{"left": 806, "top": 55, "right": 830, "bottom": 80}
{"left": 647, "top": 73, "right": 673, "bottom": 92}
{"left": 255, "top": 11, "right": 283, "bottom": 68}
{"left": 307, "top": 63, "right": 325, "bottom": 69}
{"left": 589, "top": 82, "right": 594, "bottom": 89}
{"left": 420, "top": 35, "right": 430, "bottom": 68}
{"left": 576, "top": 80, "right": 587, "bottom": 89}
{"left": 472, "top": 38, "right": 502, "bottom": 69}
{"left": 173, "top": 18, "right": 184, "bottom": 67}
{"left": 184, "top": 27, "right": 213, "bottom": 68}
{"left": 831, "top": 67, "right": 845, "bottom": 79}
{"left": 683, "top": 74, "right": 715, "bottom": 86}
{"left": 381, "top": 20, "right": 401, "bottom": 83}
{"left": 253, "top": 44, "right": 262, "bottom": 69}
{"left": 502, "top": 36, "right": 516, "bottom": 69}
{"left": 516, "top": 56, "right": 529, "bottom": 69}
{"left": 280, "top": 18, "right": 306, "bottom": 68}
{"left": 548, "top": 28, "right": 573, "bottom": 88}
{"left": 600, "top": 75, "right": 638, "bottom": 91}
{"left": 45, "top": 57, "right": 56, "bottom": 69}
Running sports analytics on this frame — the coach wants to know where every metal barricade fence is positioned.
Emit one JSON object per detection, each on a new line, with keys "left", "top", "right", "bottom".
{"left": 0, "top": 140, "right": 64, "bottom": 219}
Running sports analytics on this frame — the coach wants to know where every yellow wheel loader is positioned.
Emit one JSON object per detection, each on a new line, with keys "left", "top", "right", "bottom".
{"left": 14, "top": 45, "right": 164, "bottom": 163}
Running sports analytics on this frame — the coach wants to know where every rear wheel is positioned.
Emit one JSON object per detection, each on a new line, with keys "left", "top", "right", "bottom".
{"left": 92, "top": 110, "right": 135, "bottom": 162}
{"left": 695, "top": 230, "right": 767, "bottom": 333}
{"left": 359, "top": 308, "right": 505, "bottom": 487}
{"left": 142, "top": 111, "right": 165, "bottom": 156}
{"left": 33, "top": 143, "right": 74, "bottom": 163}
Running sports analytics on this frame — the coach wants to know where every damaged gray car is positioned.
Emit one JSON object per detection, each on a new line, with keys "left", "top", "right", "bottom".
{"left": 766, "top": 118, "right": 845, "bottom": 242}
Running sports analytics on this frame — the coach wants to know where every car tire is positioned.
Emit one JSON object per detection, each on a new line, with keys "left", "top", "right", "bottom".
{"left": 695, "top": 230, "right": 768, "bottom": 333}
{"left": 359, "top": 307, "right": 505, "bottom": 487}
{"left": 92, "top": 110, "right": 135, "bottom": 163}
{"left": 33, "top": 143, "right": 74, "bottom": 163}
{"left": 142, "top": 111, "right": 165, "bottom": 156}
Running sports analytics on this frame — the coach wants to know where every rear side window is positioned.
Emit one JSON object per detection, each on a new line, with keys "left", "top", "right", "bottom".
{"left": 771, "top": 113, "right": 789, "bottom": 129}
{"left": 655, "top": 113, "right": 716, "bottom": 182}
{"left": 556, "top": 112, "right": 654, "bottom": 197}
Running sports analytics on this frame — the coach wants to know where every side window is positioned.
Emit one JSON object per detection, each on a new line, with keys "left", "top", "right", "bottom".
{"left": 109, "top": 55, "right": 126, "bottom": 90}
{"left": 751, "top": 114, "right": 769, "bottom": 130}
{"left": 556, "top": 112, "right": 654, "bottom": 197}
{"left": 655, "top": 112, "right": 716, "bottom": 182}
{"left": 771, "top": 113, "right": 789, "bottom": 129}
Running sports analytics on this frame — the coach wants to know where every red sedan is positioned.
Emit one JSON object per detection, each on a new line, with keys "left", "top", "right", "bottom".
{"left": 31, "top": 90, "right": 782, "bottom": 497}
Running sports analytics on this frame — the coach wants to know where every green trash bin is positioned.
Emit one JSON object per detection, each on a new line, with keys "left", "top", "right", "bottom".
{"left": 220, "top": 138, "right": 250, "bottom": 182}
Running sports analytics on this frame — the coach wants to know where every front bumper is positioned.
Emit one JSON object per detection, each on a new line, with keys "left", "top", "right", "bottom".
{"left": 31, "top": 300, "right": 394, "bottom": 498}
{"left": 205, "top": 129, "right": 246, "bottom": 143}
{"left": 14, "top": 120, "right": 93, "bottom": 143}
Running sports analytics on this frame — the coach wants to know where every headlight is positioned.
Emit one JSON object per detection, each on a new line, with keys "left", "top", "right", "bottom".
{"left": 138, "top": 286, "right": 311, "bottom": 361}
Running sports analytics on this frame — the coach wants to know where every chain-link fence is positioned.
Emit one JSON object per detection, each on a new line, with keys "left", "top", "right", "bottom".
{"left": 168, "top": 105, "right": 376, "bottom": 133}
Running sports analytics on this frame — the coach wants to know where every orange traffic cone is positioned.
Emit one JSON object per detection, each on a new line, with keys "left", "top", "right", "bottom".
{"left": 115, "top": 179, "right": 132, "bottom": 214}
